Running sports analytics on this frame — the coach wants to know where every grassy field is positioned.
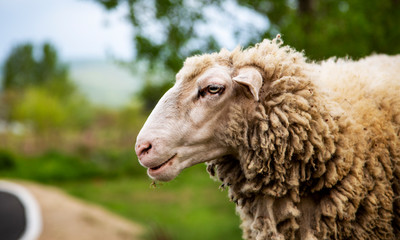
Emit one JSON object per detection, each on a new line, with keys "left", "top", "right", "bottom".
{"left": 0, "top": 149, "right": 242, "bottom": 240}
{"left": 55, "top": 164, "right": 242, "bottom": 240}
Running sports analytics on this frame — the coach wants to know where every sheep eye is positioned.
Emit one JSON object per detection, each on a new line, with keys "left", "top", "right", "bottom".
{"left": 207, "top": 85, "right": 224, "bottom": 94}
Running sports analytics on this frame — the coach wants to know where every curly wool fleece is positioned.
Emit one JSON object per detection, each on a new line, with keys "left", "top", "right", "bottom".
{"left": 184, "top": 38, "right": 400, "bottom": 240}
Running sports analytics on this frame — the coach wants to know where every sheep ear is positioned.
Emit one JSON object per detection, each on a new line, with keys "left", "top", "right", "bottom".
{"left": 233, "top": 68, "right": 263, "bottom": 101}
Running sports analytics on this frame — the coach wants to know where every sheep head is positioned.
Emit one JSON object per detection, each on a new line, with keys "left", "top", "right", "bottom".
{"left": 135, "top": 38, "right": 335, "bottom": 190}
{"left": 135, "top": 58, "right": 263, "bottom": 181}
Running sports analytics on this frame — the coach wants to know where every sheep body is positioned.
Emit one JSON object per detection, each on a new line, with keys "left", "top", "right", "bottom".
{"left": 197, "top": 39, "right": 400, "bottom": 239}
{"left": 136, "top": 37, "right": 400, "bottom": 240}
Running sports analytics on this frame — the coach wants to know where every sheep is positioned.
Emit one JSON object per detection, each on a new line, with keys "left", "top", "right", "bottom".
{"left": 135, "top": 36, "right": 400, "bottom": 240}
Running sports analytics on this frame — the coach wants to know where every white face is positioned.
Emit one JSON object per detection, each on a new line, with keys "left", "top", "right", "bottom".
{"left": 135, "top": 66, "right": 237, "bottom": 181}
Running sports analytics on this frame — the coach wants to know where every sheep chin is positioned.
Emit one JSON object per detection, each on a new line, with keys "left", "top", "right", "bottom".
{"left": 147, "top": 168, "right": 181, "bottom": 182}
{"left": 147, "top": 155, "right": 182, "bottom": 182}
{"left": 147, "top": 147, "right": 232, "bottom": 182}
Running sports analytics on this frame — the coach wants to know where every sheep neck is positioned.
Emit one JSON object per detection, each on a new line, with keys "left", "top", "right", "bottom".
{"left": 206, "top": 73, "right": 356, "bottom": 239}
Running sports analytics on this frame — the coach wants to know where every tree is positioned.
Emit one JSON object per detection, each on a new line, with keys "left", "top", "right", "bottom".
{"left": 94, "top": 0, "right": 400, "bottom": 68}
{"left": 93, "top": 0, "right": 400, "bottom": 109}
{"left": 36, "top": 43, "right": 68, "bottom": 85}
{"left": 274, "top": 0, "right": 400, "bottom": 60}
{"left": 96, "top": 0, "right": 221, "bottom": 73}
{"left": 1, "top": 42, "right": 76, "bottom": 121}
{"left": 2, "top": 42, "right": 71, "bottom": 93}
{"left": 3, "top": 43, "right": 37, "bottom": 89}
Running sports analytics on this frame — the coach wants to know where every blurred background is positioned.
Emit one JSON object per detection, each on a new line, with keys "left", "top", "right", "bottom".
{"left": 0, "top": 0, "right": 399, "bottom": 239}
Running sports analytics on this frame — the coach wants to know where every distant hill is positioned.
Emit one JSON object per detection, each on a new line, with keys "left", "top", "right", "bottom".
{"left": 0, "top": 66, "right": 3, "bottom": 91}
{"left": 70, "top": 60, "right": 142, "bottom": 107}
{"left": 0, "top": 60, "right": 141, "bottom": 107}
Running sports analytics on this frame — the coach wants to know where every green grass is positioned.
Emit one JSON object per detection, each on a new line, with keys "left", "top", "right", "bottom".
{"left": 55, "top": 164, "right": 242, "bottom": 240}
{"left": 0, "top": 149, "right": 242, "bottom": 240}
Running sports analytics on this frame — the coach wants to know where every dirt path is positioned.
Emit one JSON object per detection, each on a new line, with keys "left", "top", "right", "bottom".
{"left": 17, "top": 180, "right": 144, "bottom": 240}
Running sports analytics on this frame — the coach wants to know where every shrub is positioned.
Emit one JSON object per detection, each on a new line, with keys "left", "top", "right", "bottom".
{"left": 0, "top": 150, "right": 16, "bottom": 171}
{"left": 1, "top": 150, "right": 102, "bottom": 182}
{"left": 11, "top": 87, "right": 67, "bottom": 131}
{"left": 10, "top": 86, "right": 94, "bottom": 132}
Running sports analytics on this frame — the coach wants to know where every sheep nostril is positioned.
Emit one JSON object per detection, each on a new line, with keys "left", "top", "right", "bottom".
{"left": 136, "top": 142, "right": 152, "bottom": 158}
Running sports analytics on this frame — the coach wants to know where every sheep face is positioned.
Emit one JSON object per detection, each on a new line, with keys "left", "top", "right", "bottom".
{"left": 135, "top": 64, "right": 262, "bottom": 181}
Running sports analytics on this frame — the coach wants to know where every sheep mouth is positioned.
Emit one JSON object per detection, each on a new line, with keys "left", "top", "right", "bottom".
{"left": 149, "top": 154, "right": 177, "bottom": 172}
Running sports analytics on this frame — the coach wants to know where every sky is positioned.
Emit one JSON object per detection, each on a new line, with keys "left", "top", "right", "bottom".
{"left": 0, "top": 0, "right": 133, "bottom": 63}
